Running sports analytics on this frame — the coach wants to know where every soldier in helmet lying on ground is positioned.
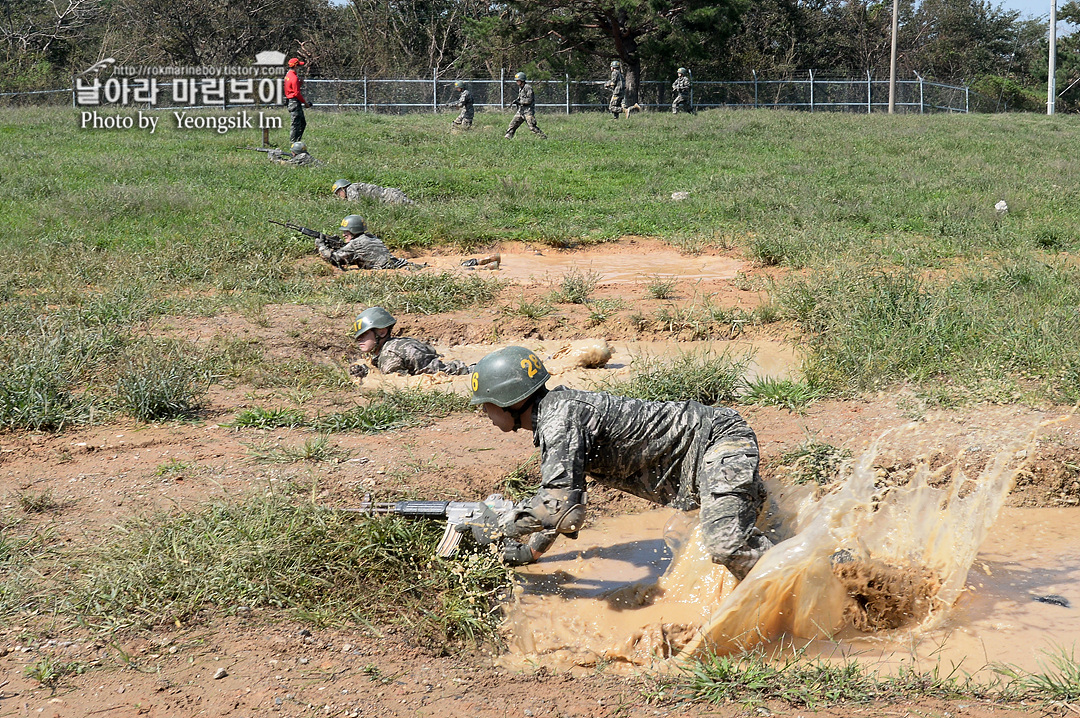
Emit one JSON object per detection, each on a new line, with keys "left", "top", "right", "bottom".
{"left": 331, "top": 179, "right": 414, "bottom": 206}
{"left": 471, "top": 346, "right": 774, "bottom": 576}
{"left": 269, "top": 141, "right": 323, "bottom": 166}
{"left": 316, "top": 215, "right": 425, "bottom": 271}
{"left": 349, "top": 306, "right": 471, "bottom": 380}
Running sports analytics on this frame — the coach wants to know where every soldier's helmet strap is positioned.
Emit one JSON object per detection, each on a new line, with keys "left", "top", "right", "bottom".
{"left": 509, "top": 386, "right": 548, "bottom": 430}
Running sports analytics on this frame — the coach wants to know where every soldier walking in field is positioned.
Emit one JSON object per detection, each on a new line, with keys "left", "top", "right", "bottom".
{"left": 332, "top": 179, "right": 414, "bottom": 205}
{"left": 348, "top": 306, "right": 471, "bottom": 380}
{"left": 284, "top": 57, "right": 313, "bottom": 143}
{"left": 316, "top": 215, "right": 424, "bottom": 271}
{"left": 672, "top": 67, "right": 692, "bottom": 114}
{"left": 470, "top": 346, "right": 775, "bottom": 574}
{"left": 448, "top": 81, "right": 474, "bottom": 130}
{"left": 605, "top": 60, "right": 627, "bottom": 119}
{"left": 505, "top": 72, "right": 547, "bottom": 140}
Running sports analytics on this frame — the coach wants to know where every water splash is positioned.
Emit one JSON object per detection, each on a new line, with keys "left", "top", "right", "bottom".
{"left": 500, "top": 423, "right": 1040, "bottom": 671}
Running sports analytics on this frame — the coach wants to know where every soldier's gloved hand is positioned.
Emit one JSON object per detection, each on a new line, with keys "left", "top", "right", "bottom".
{"left": 501, "top": 530, "right": 557, "bottom": 566}
{"left": 498, "top": 488, "right": 586, "bottom": 539}
{"left": 305, "top": 101, "right": 313, "bottom": 108}
{"left": 348, "top": 363, "right": 369, "bottom": 379}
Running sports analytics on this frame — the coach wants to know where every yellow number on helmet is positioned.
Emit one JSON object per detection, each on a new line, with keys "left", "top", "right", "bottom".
{"left": 471, "top": 372, "right": 479, "bottom": 392}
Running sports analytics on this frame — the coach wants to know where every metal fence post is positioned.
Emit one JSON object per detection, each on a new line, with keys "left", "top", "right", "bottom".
{"left": 363, "top": 75, "right": 367, "bottom": 112}
{"left": 566, "top": 73, "right": 570, "bottom": 114}
{"left": 753, "top": 70, "right": 758, "bottom": 108}
{"left": 809, "top": 69, "right": 814, "bottom": 112}
{"left": 918, "top": 73, "right": 924, "bottom": 114}
{"left": 432, "top": 68, "right": 437, "bottom": 113}
{"left": 500, "top": 68, "right": 505, "bottom": 109}
{"left": 867, "top": 69, "right": 872, "bottom": 113}
{"left": 965, "top": 86, "right": 970, "bottom": 113}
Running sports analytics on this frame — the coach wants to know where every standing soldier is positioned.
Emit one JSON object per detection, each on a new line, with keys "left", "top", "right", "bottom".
{"left": 316, "top": 215, "right": 424, "bottom": 271}
{"left": 284, "top": 57, "right": 313, "bottom": 143}
{"left": 448, "top": 80, "right": 474, "bottom": 130}
{"left": 349, "top": 307, "right": 471, "bottom": 380}
{"left": 672, "top": 67, "right": 692, "bottom": 114}
{"left": 504, "top": 72, "right": 547, "bottom": 140}
{"left": 470, "top": 346, "right": 775, "bottom": 574}
{"left": 605, "top": 60, "right": 626, "bottom": 119}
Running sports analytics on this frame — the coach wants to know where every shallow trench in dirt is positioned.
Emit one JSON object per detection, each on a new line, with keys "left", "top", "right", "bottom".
{"left": 2, "top": 240, "right": 1079, "bottom": 718}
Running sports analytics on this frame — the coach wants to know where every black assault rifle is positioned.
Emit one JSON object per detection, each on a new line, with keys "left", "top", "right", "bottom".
{"left": 346, "top": 494, "right": 515, "bottom": 557}
{"left": 269, "top": 219, "right": 345, "bottom": 251}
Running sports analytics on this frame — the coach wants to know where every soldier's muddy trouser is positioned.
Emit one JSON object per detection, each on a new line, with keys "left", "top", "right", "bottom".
{"left": 698, "top": 434, "right": 772, "bottom": 580}
{"left": 505, "top": 109, "right": 544, "bottom": 137}
{"left": 609, "top": 92, "right": 626, "bottom": 117}
{"left": 287, "top": 99, "right": 306, "bottom": 143}
{"left": 452, "top": 108, "right": 472, "bottom": 128}
{"left": 672, "top": 93, "right": 690, "bottom": 114}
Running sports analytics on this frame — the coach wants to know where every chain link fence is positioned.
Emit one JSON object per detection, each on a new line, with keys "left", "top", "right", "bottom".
{"left": 3, "top": 71, "right": 973, "bottom": 113}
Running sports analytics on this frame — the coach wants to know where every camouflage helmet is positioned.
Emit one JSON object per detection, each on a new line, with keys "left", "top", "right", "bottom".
{"left": 611, "top": 60, "right": 621, "bottom": 69}
{"left": 291, "top": 141, "right": 307, "bottom": 154}
{"left": 340, "top": 215, "right": 366, "bottom": 235}
{"left": 470, "top": 346, "right": 550, "bottom": 407}
{"left": 677, "top": 67, "right": 688, "bottom": 76}
{"left": 351, "top": 306, "right": 396, "bottom": 338}
{"left": 454, "top": 80, "right": 465, "bottom": 90}
{"left": 514, "top": 72, "right": 527, "bottom": 82}
{"left": 331, "top": 179, "right": 351, "bottom": 194}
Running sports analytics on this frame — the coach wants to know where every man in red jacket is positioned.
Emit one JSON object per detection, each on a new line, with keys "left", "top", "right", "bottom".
{"left": 284, "top": 57, "right": 313, "bottom": 143}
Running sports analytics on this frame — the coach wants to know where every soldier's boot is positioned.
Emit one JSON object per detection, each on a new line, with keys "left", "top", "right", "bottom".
{"left": 504, "top": 132, "right": 514, "bottom": 139}
{"left": 611, "top": 111, "right": 620, "bottom": 119}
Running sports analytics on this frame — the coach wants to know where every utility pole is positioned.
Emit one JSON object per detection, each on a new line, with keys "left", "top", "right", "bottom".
{"left": 888, "top": 0, "right": 900, "bottom": 113}
{"left": 1048, "top": 0, "right": 1057, "bottom": 115}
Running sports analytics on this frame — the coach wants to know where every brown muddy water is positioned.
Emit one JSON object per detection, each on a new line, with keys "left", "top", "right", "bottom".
{"left": 498, "top": 428, "right": 1080, "bottom": 680}
{"left": 420, "top": 250, "right": 747, "bottom": 284}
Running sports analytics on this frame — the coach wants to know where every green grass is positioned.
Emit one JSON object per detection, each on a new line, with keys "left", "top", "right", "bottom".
{"left": 742, "top": 376, "right": 823, "bottom": 412}
{"left": 67, "top": 496, "right": 513, "bottom": 645}
{"left": 779, "top": 438, "right": 853, "bottom": 485}
{"left": 595, "top": 351, "right": 751, "bottom": 405}
{"left": 674, "top": 648, "right": 980, "bottom": 709}
{"left": 3, "top": 107, "right": 1080, "bottom": 412}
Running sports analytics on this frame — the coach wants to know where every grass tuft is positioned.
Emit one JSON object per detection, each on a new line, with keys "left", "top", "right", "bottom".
{"left": 743, "top": 376, "right": 823, "bottom": 412}
{"left": 595, "top": 351, "right": 750, "bottom": 405}
{"left": 70, "top": 496, "right": 513, "bottom": 645}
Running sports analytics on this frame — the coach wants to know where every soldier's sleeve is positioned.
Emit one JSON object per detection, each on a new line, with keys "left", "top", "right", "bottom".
{"left": 537, "top": 404, "right": 592, "bottom": 493}
{"left": 375, "top": 346, "right": 410, "bottom": 375}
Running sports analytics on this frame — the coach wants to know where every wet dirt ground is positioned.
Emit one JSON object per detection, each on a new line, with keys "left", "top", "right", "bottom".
{"left": 1, "top": 240, "right": 1078, "bottom": 717}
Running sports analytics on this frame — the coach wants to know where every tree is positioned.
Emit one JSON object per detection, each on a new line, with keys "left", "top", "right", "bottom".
{"left": 497, "top": 0, "right": 746, "bottom": 102}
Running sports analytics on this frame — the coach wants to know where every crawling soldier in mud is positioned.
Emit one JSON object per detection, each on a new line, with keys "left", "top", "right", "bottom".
{"left": 349, "top": 306, "right": 471, "bottom": 380}
{"left": 316, "top": 215, "right": 425, "bottom": 271}
{"left": 471, "top": 346, "right": 774, "bottom": 578}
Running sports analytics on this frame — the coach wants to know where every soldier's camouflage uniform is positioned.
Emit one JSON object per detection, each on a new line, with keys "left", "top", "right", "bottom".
{"left": 526, "top": 387, "right": 773, "bottom": 579}
{"left": 315, "top": 233, "right": 423, "bottom": 271}
{"left": 343, "top": 182, "right": 414, "bottom": 205}
{"left": 350, "top": 337, "right": 471, "bottom": 378}
{"left": 606, "top": 68, "right": 626, "bottom": 117}
{"left": 505, "top": 83, "right": 546, "bottom": 139}
{"left": 268, "top": 150, "right": 324, "bottom": 167}
{"left": 672, "top": 75, "right": 692, "bottom": 114}
{"left": 451, "top": 88, "right": 474, "bottom": 128}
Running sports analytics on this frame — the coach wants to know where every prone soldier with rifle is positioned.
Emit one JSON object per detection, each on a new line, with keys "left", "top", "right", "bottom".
{"left": 270, "top": 216, "right": 424, "bottom": 271}
{"left": 245, "top": 141, "right": 323, "bottom": 166}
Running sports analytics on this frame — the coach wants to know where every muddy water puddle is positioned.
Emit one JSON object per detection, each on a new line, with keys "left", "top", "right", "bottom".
{"left": 501, "top": 505, "right": 1080, "bottom": 678}
{"left": 358, "top": 338, "right": 799, "bottom": 393}
{"left": 419, "top": 250, "right": 747, "bottom": 284}
{"left": 499, "top": 430, "right": 1080, "bottom": 680}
